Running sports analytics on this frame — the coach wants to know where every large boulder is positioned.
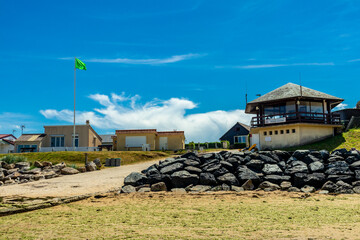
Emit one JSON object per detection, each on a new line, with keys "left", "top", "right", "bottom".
{"left": 325, "top": 161, "right": 352, "bottom": 175}
{"left": 86, "top": 161, "right": 97, "bottom": 171}
{"left": 237, "top": 166, "right": 260, "bottom": 185}
{"left": 183, "top": 159, "right": 200, "bottom": 167}
{"left": 264, "top": 175, "right": 291, "bottom": 185}
{"left": 170, "top": 170, "right": 199, "bottom": 188}
{"left": 285, "top": 161, "right": 308, "bottom": 175}
{"left": 302, "top": 154, "right": 320, "bottom": 165}
{"left": 184, "top": 166, "right": 202, "bottom": 174}
{"left": 188, "top": 185, "right": 211, "bottom": 192}
{"left": 245, "top": 159, "right": 264, "bottom": 171}
{"left": 335, "top": 181, "right": 354, "bottom": 194}
{"left": 292, "top": 150, "right": 310, "bottom": 161}
{"left": 151, "top": 182, "right": 167, "bottom": 191}
{"left": 199, "top": 172, "right": 217, "bottom": 186}
{"left": 309, "top": 161, "right": 324, "bottom": 173}
{"left": 121, "top": 185, "right": 136, "bottom": 193}
{"left": 327, "top": 175, "right": 354, "bottom": 184}
{"left": 217, "top": 173, "right": 239, "bottom": 186}
{"left": 124, "top": 172, "right": 148, "bottom": 186}
{"left": 262, "top": 164, "right": 283, "bottom": 175}
{"left": 160, "top": 162, "right": 184, "bottom": 175}
{"left": 61, "top": 167, "right": 79, "bottom": 175}
{"left": 241, "top": 179, "right": 254, "bottom": 190}
{"left": 258, "top": 181, "right": 280, "bottom": 191}
{"left": 321, "top": 181, "right": 337, "bottom": 193}
{"left": 15, "top": 162, "right": 30, "bottom": 169}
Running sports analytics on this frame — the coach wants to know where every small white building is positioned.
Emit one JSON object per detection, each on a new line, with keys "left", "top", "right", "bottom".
{"left": 0, "top": 134, "right": 16, "bottom": 153}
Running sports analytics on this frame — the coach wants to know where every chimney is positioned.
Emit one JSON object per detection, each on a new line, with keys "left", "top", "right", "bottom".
{"left": 86, "top": 120, "right": 90, "bottom": 125}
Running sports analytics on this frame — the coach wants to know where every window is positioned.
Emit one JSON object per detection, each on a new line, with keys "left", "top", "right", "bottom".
{"left": 51, "top": 136, "right": 64, "bottom": 147}
{"left": 234, "top": 135, "right": 247, "bottom": 143}
{"left": 264, "top": 131, "right": 267, "bottom": 136}
{"left": 292, "top": 129, "right": 296, "bottom": 133}
{"left": 280, "top": 130, "right": 284, "bottom": 134}
{"left": 72, "top": 135, "right": 79, "bottom": 147}
{"left": 286, "top": 129, "right": 290, "bottom": 134}
{"left": 275, "top": 130, "right": 278, "bottom": 135}
{"left": 269, "top": 131, "right": 273, "bottom": 135}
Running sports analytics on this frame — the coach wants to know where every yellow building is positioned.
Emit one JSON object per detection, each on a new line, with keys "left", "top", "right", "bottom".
{"left": 112, "top": 129, "right": 185, "bottom": 151}
{"left": 245, "top": 83, "right": 343, "bottom": 150}
{"left": 15, "top": 120, "right": 102, "bottom": 152}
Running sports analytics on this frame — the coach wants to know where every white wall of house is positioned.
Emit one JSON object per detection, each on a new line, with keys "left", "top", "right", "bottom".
{"left": 0, "top": 141, "right": 14, "bottom": 153}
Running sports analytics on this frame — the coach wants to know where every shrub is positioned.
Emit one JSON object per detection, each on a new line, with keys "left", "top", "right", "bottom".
{"left": 0, "top": 155, "right": 28, "bottom": 164}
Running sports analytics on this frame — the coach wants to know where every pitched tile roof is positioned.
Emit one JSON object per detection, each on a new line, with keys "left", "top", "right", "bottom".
{"left": 16, "top": 134, "right": 46, "bottom": 142}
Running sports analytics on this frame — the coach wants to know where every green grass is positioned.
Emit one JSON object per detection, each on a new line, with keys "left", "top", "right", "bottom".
{"left": 1, "top": 192, "right": 360, "bottom": 239}
{"left": 0, "top": 151, "right": 172, "bottom": 168}
{"left": 285, "top": 128, "right": 360, "bottom": 152}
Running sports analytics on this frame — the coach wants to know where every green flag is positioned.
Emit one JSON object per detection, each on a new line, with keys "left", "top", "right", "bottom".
{"left": 75, "top": 58, "right": 86, "bottom": 70}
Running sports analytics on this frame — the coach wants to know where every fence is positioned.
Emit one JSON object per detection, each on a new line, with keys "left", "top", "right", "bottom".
{"left": 39, "top": 147, "right": 99, "bottom": 152}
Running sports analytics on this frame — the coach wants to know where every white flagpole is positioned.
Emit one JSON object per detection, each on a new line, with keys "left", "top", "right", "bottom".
{"left": 73, "top": 57, "right": 76, "bottom": 150}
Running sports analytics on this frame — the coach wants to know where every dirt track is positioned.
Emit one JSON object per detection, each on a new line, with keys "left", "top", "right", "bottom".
{"left": 0, "top": 159, "right": 161, "bottom": 198}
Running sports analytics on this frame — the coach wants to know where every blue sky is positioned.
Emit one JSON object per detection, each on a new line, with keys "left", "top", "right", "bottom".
{"left": 1, "top": 0, "right": 360, "bottom": 142}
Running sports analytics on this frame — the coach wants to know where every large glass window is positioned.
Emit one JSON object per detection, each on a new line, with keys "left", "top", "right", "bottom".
{"left": 311, "top": 102, "right": 323, "bottom": 113}
{"left": 234, "top": 135, "right": 247, "bottom": 143}
{"left": 51, "top": 136, "right": 64, "bottom": 147}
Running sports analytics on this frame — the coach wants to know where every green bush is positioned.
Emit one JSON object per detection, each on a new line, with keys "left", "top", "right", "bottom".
{"left": 0, "top": 155, "right": 28, "bottom": 164}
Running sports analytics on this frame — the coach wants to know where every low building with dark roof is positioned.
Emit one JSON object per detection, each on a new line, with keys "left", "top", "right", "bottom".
{"left": 219, "top": 122, "right": 250, "bottom": 146}
{"left": 113, "top": 129, "right": 185, "bottom": 151}
{"left": 14, "top": 134, "right": 46, "bottom": 152}
{"left": 245, "top": 83, "right": 343, "bottom": 150}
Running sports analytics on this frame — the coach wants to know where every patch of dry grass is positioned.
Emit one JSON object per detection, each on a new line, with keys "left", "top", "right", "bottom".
{"left": 1, "top": 192, "right": 360, "bottom": 239}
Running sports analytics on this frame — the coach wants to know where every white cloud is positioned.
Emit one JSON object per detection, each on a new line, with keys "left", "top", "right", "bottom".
{"left": 217, "top": 62, "right": 334, "bottom": 69}
{"left": 40, "top": 93, "right": 252, "bottom": 142}
{"left": 348, "top": 59, "right": 360, "bottom": 62}
{"left": 86, "top": 53, "right": 203, "bottom": 65}
{"left": 334, "top": 103, "right": 348, "bottom": 110}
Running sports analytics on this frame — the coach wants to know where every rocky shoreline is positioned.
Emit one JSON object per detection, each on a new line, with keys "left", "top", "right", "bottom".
{"left": 121, "top": 149, "right": 360, "bottom": 194}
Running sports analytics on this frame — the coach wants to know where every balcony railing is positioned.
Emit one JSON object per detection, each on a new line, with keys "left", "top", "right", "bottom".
{"left": 251, "top": 112, "right": 341, "bottom": 128}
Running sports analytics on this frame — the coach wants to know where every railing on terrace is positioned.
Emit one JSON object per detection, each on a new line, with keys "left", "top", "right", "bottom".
{"left": 39, "top": 147, "right": 99, "bottom": 152}
{"left": 251, "top": 112, "right": 341, "bottom": 128}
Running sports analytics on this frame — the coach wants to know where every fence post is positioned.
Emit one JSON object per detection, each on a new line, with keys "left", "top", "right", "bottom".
{"left": 84, "top": 153, "right": 88, "bottom": 166}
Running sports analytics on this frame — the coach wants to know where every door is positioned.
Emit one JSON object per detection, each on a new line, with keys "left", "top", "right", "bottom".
{"left": 125, "top": 136, "right": 146, "bottom": 148}
{"left": 159, "top": 137, "right": 168, "bottom": 150}
{"left": 250, "top": 134, "right": 260, "bottom": 150}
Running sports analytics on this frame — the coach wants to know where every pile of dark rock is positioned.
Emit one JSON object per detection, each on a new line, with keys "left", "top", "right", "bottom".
{"left": 0, "top": 159, "right": 102, "bottom": 186}
{"left": 121, "top": 149, "right": 360, "bottom": 194}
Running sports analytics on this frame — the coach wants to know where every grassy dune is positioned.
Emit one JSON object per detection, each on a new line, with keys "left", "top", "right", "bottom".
{"left": 286, "top": 128, "right": 360, "bottom": 152}
{"left": 1, "top": 192, "right": 360, "bottom": 239}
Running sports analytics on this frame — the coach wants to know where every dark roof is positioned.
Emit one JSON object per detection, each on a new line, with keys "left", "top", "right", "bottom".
{"left": 220, "top": 122, "right": 250, "bottom": 140}
{"left": 0, "top": 134, "right": 16, "bottom": 140}
{"left": 246, "top": 83, "right": 343, "bottom": 113}
{"left": 16, "top": 134, "right": 46, "bottom": 142}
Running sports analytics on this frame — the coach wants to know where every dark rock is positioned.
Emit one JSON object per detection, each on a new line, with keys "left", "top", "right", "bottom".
{"left": 309, "top": 161, "right": 324, "bottom": 173}
{"left": 145, "top": 168, "right": 160, "bottom": 177}
{"left": 258, "top": 154, "right": 277, "bottom": 164}
{"left": 183, "top": 159, "right": 200, "bottom": 167}
{"left": 3, "top": 163, "right": 15, "bottom": 170}
{"left": 245, "top": 159, "right": 264, "bottom": 170}
{"left": 321, "top": 181, "right": 337, "bottom": 192}
{"left": 53, "top": 162, "right": 66, "bottom": 170}
{"left": 231, "top": 186, "right": 245, "bottom": 192}
{"left": 352, "top": 181, "right": 360, "bottom": 187}
{"left": 262, "top": 164, "right": 283, "bottom": 175}
{"left": 93, "top": 158, "right": 102, "bottom": 168}
{"left": 226, "top": 158, "right": 241, "bottom": 169}
{"left": 350, "top": 161, "right": 360, "bottom": 170}
{"left": 327, "top": 156, "right": 344, "bottom": 163}
{"left": 335, "top": 180, "right": 354, "bottom": 194}
{"left": 159, "top": 158, "right": 185, "bottom": 168}
{"left": 137, "top": 187, "right": 151, "bottom": 193}
{"left": 121, "top": 185, "right": 136, "bottom": 193}
{"left": 345, "top": 156, "right": 359, "bottom": 164}
{"left": 309, "top": 151, "right": 323, "bottom": 160}
{"left": 293, "top": 173, "right": 307, "bottom": 188}
{"left": 221, "top": 183, "right": 231, "bottom": 191}
{"left": 213, "top": 167, "right": 229, "bottom": 177}
{"left": 303, "top": 154, "right": 320, "bottom": 165}
{"left": 305, "top": 173, "right": 326, "bottom": 188}
{"left": 124, "top": 172, "right": 148, "bottom": 186}
{"left": 241, "top": 179, "right": 254, "bottom": 190}
{"left": 86, "top": 161, "right": 97, "bottom": 171}
{"left": 327, "top": 175, "right": 354, "bottom": 184}
{"left": 353, "top": 186, "right": 360, "bottom": 194}
{"left": 292, "top": 150, "right": 310, "bottom": 161}
{"left": 202, "top": 163, "right": 222, "bottom": 173}
{"left": 15, "top": 162, "right": 30, "bottom": 169}
{"left": 135, "top": 184, "right": 151, "bottom": 191}
{"left": 273, "top": 150, "right": 291, "bottom": 162}
{"left": 217, "top": 173, "right": 239, "bottom": 186}
{"left": 199, "top": 172, "right": 217, "bottom": 186}
{"left": 264, "top": 175, "right": 291, "bottom": 185}
{"left": 356, "top": 170, "right": 360, "bottom": 180}
{"left": 326, "top": 161, "right": 352, "bottom": 175}
{"left": 332, "top": 148, "right": 349, "bottom": 156}
{"left": 188, "top": 185, "right": 211, "bottom": 192}
{"left": 278, "top": 161, "right": 286, "bottom": 171}
{"left": 151, "top": 182, "right": 167, "bottom": 191}
{"left": 237, "top": 166, "right": 260, "bottom": 185}
{"left": 184, "top": 166, "right": 202, "bottom": 174}
{"left": 319, "top": 150, "right": 330, "bottom": 160}
{"left": 160, "top": 163, "right": 184, "bottom": 175}
{"left": 258, "top": 181, "right": 280, "bottom": 191}
{"left": 170, "top": 170, "right": 199, "bottom": 188}
{"left": 220, "top": 161, "right": 234, "bottom": 171}
{"left": 285, "top": 161, "right": 308, "bottom": 175}
{"left": 287, "top": 187, "right": 301, "bottom": 192}
{"left": 34, "top": 161, "right": 43, "bottom": 168}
